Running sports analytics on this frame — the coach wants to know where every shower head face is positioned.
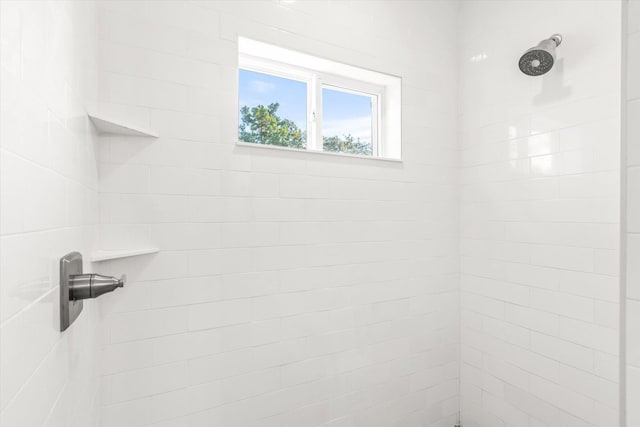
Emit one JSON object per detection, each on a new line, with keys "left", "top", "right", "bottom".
{"left": 518, "top": 34, "right": 562, "bottom": 76}
{"left": 519, "top": 48, "right": 555, "bottom": 76}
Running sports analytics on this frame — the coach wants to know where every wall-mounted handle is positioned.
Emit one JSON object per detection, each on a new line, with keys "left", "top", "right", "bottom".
{"left": 60, "top": 252, "right": 126, "bottom": 331}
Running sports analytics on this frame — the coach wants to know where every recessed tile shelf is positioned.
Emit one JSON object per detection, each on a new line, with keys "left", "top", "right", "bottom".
{"left": 91, "top": 248, "right": 159, "bottom": 262}
{"left": 88, "top": 113, "right": 159, "bottom": 138}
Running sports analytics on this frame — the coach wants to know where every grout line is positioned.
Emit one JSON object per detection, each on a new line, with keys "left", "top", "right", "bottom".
{"left": 0, "top": 286, "right": 57, "bottom": 329}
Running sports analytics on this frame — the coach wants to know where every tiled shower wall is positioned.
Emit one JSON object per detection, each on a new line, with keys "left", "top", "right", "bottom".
{"left": 0, "top": 1, "right": 101, "bottom": 426}
{"left": 94, "top": 1, "right": 459, "bottom": 426}
{"left": 458, "top": 1, "right": 621, "bottom": 427}
{"left": 625, "top": 0, "right": 640, "bottom": 425}
{"left": 0, "top": 2, "right": 630, "bottom": 427}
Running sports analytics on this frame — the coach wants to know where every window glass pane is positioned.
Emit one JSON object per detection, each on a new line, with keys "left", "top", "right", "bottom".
{"left": 322, "top": 86, "right": 373, "bottom": 156}
{"left": 238, "top": 69, "right": 307, "bottom": 149}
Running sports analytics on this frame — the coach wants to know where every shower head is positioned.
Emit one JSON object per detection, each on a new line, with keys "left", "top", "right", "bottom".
{"left": 518, "top": 34, "right": 562, "bottom": 76}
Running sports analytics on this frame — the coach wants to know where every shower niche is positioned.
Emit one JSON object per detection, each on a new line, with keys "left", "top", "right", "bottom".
{"left": 88, "top": 111, "right": 160, "bottom": 263}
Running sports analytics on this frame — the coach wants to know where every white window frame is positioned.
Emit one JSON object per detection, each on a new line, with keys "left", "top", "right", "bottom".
{"left": 239, "top": 56, "right": 316, "bottom": 148}
{"left": 240, "top": 54, "right": 383, "bottom": 156}
{"left": 317, "top": 76, "right": 382, "bottom": 157}
{"left": 238, "top": 37, "right": 402, "bottom": 160}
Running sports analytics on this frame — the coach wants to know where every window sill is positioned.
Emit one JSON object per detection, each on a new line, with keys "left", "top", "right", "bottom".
{"left": 235, "top": 141, "right": 402, "bottom": 163}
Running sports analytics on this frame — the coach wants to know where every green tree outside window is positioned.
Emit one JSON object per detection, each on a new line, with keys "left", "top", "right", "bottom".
{"left": 239, "top": 103, "right": 371, "bottom": 156}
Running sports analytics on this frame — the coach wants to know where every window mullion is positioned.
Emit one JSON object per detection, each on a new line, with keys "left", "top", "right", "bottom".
{"left": 310, "top": 74, "right": 323, "bottom": 152}
{"left": 307, "top": 75, "right": 315, "bottom": 151}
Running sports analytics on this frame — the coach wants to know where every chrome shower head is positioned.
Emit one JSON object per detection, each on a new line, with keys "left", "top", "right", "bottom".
{"left": 518, "top": 34, "right": 562, "bottom": 76}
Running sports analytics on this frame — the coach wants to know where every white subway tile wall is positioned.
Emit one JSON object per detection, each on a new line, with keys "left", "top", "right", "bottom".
{"left": 458, "top": 1, "right": 621, "bottom": 427}
{"left": 94, "top": 1, "right": 459, "bottom": 426}
{"left": 0, "top": 1, "right": 101, "bottom": 426}
{"left": 1, "top": 1, "right": 630, "bottom": 426}
{"left": 626, "top": 0, "right": 640, "bottom": 425}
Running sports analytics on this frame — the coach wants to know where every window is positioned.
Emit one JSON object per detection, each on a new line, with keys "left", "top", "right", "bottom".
{"left": 322, "top": 86, "right": 376, "bottom": 156}
{"left": 238, "top": 38, "right": 401, "bottom": 160}
{"left": 239, "top": 69, "right": 308, "bottom": 149}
